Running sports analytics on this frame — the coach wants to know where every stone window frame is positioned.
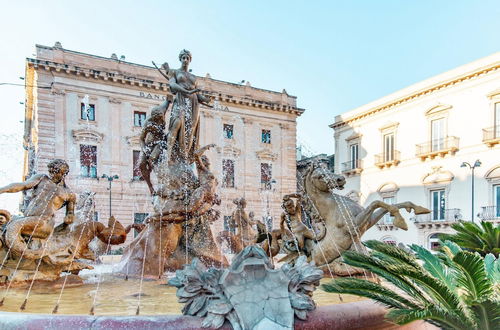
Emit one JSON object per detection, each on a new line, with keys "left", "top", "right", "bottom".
{"left": 77, "top": 95, "right": 99, "bottom": 125}
{"left": 377, "top": 182, "right": 399, "bottom": 225}
{"left": 425, "top": 104, "right": 453, "bottom": 144}
{"left": 486, "top": 88, "right": 500, "bottom": 126}
{"left": 378, "top": 122, "right": 399, "bottom": 166}
{"left": 79, "top": 143, "right": 99, "bottom": 179}
{"left": 484, "top": 165, "right": 500, "bottom": 206}
{"left": 380, "top": 235, "right": 398, "bottom": 246}
{"left": 221, "top": 158, "right": 236, "bottom": 189}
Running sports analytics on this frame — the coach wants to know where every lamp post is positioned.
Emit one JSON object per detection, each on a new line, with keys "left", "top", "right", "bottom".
{"left": 101, "top": 174, "right": 119, "bottom": 218}
{"left": 461, "top": 160, "right": 481, "bottom": 223}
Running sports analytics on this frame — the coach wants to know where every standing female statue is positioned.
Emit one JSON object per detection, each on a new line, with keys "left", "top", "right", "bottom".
{"left": 165, "top": 49, "right": 212, "bottom": 163}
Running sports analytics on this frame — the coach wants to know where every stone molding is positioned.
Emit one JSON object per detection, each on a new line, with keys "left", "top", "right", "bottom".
{"left": 255, "top": 148, "right": 278, "bottom": 161}
{"left": 422, "top": 166, "right": 454, "bottom": 185}
{"left": 125, "top": 135, "right": 141, "bottom": 147}
{"left": 72, "top": 128, "right": 104, "bottom": 143}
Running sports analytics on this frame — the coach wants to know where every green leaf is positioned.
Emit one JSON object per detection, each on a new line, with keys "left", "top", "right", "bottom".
{"left": 322, "top": 278, "right": 420, "bottom": 309}
{"left": 452, "top": 251, "right": 493, "bottom": 302}
{"left": 410, "top": 244, "right": 454, "bottom": 289}
{"left": 364, "top": 240, "right": 420, "bottom": 268}
{"left": 387, "top": 306, "right": 474, "bottom": 330}
{"left": 470, "top": 299, "right": 500, "bottom": 330}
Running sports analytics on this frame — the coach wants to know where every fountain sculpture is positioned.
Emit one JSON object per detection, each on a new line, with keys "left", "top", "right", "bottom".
{"left": 119, "top": 49, "right": 227, "bottom": 278}
{"left": 0, "top": 159, "right": 127, "bottom": 287}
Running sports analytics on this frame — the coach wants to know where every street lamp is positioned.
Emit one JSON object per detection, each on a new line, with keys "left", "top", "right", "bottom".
{"left": 461, "top": 159, "right": 481, "bottom": 223}
{"left": 101, "top": 174, "right": 119, "bottom": 218}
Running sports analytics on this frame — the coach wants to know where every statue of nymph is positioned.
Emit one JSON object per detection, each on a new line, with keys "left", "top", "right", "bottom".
{"left": 165, "top": 49, "right": 212, "bottom": 162}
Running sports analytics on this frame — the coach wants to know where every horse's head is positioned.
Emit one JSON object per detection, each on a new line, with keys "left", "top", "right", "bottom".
{"left": 307, "top": 162, "right": 346, "bottom": 192}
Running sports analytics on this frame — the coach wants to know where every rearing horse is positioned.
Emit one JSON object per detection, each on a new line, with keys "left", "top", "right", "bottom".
{"left": 297, "top": 162, "right": 430, "bottom": 275}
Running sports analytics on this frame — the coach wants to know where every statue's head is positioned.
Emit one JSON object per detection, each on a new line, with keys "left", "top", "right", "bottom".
{"left": 47, "top": 159, "right": 69, "bottom": 183}
{"left": 281, "top": 197, "right": 295, "bottom": 214}
{"left": 239, "top": 197, "right": 247, "bottom": 209}
{"left": 179, "top": 49, "right": 192, "bottom": 65}
{"left": 308, "top": 162, "right": 345, "bottom": 192}
{"left": 248, "top": 211, "right": 255, "bottom": 218}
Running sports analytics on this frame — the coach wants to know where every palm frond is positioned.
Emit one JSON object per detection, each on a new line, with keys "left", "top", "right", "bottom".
{"left": 452, "top": 251, "right": 493, "bottom": 302}
{"left": 341, "top": 251, "right": 429, "bottom": 304}
{"left": 410, "top": 244, "right": 455, "bottom": 289}
{"left": 387, "top": 306, "right": 475, "bottom": 330}
{"left": 322, "top": 278, "right": 421, "bottom": 310}
{"left": 363, "top": 240, "right": 420, "bottom": 268}
{"left": 484, "top": 253, "right": 500, "bottom": 283}
{"left": 470, "top": 299, "right": 500, "bottom": 330}
{"left": 387, "top": 264, "right": 464, "bottom": 314}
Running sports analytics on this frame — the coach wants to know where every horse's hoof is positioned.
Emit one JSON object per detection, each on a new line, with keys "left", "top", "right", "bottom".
{"left": 413, "top": 206, "right": 431, "bottom": 215}
{"left": 394, "top": 215, "right": 408, "bottom": 231}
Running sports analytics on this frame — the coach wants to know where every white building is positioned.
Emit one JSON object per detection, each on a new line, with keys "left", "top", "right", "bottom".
{"left": 331, "top": 53, "right": 500, "bottom": 249}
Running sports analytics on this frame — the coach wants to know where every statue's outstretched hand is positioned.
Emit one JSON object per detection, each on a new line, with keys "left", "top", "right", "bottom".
{"left": 64, "top": 214, "right": 75, "bottom": 225}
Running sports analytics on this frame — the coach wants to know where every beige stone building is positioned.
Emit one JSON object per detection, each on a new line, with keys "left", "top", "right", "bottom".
{"left": 331, "top": 52, "right": 500, "bottom": 249}
{"left": 23, "top": 43, "right": 303, "bottom": 241}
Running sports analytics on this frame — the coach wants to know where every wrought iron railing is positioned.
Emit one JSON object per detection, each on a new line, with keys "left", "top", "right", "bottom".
{"left": 341, "top": 159, "right": 362, "bottom": 172}
{"left": 479, "top": 205, "right": 500, "bottom": 221}
{"left": 482, "top": 126, "right": 500, "bottom": 142}
{"left": 415, "top": 136, "right": 459, "bottom": 156}
{"left": 374, "top": 150, "right": 400, "bottom": 166}
{"left": 413, "top": 208, "right": 462, "bottom": 223}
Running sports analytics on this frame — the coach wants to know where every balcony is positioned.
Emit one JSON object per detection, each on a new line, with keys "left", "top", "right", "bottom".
{"left": 341, "top": 159, "right": 362, "bottom": 176}
{"left": 478, "top": 206, "right": 500, "bottom": 223}
{"left": 482, "top": 126, "right": 500, "bottom": 147}
{"left": 415, "top": 136, "right": 459, "bottom": 160}
{"left": 374, "top": 151, "right": 401, "bottom": 169}
{"left": 413, "top": 208, "right": 462, "bottom": 229}
{"left": 376, "top": 216, "right": 398, "bottom": 231}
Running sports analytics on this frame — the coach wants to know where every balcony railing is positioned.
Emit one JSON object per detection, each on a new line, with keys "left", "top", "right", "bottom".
{"left": 341, "top": 159, "right": 362, "bottom": 176}
{"left": 479, "top": 205, "right": 500, "bottom": 221}
{"left": 413, "top": 208, "right": 462, "bottom": 223}
{"left": 374, "top": 150, "right": 401, "bottom": 168}
{"left": 415, "top": 136, "right": 459, "bottom": 160}
{"left": 482, "top": 126, "right": 500, "bottom": 147}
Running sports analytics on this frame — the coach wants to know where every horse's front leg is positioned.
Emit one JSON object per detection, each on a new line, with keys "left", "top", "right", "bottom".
{"left": 357, "top": 201, "right": 408, "bottom": 232}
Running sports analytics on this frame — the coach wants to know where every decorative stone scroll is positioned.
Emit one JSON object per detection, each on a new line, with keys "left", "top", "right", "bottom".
{"left": 169, "top": 245, "right": 323, "bottom": 330}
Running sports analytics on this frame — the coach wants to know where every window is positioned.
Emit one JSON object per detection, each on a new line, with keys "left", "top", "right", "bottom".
{"left": 80, "top": 145, "right": 97, "bottom": 178}
{"left": 431, "top": 189, "right": 445, "bottom": 220}
{"left": 495, "top": 103, "right": 500, "bottom": 137}
{"left": 263, "top": 215, "right": 273, "bottom": 230}
{"left": 93, "top": 212, "right": 99, "bottom": 222}
{"left": 134, "top": 213, "right": 148, "bottom": 237}
{"left": 261, "top": 129, "right": 271, "bottom": 144}
{"left": 134, "top": 111, "right": 146, "bottom": 127}
{"left": 132, "top": 150, "right": 142, "bottom": 180}
{"left": 431, "top": 118, "right": 445, "bottom": 151}
{"left": 382, "top": 236, "right": 397, "bottom": 246}
{"left": 81, "top": 103, "right": 95, "bottom": 121}
{"left": 223, "top": 215, "right": 233, "bottom": 233}
{"left": 495, "top": 185, "right": 500, "bottom": 217}
{"left": 382, "top": 196, "right": 395, "bottom": 224}
{"left": 222, "top": 159, "right": 235, "bottom": 188}
{"left": 261, "top": 163, "right": 272, "bottom": 190}
{"left": 350, "top": 144, "right": 359, "bottom": 169}
{"left": 223, "top": 124, "right": 234, "bottom": 139}
{"left": 429, "top": 233, "right": 441, "bottom": 250}
{"left": 383, "top": 133, "right": 395, "bottom": 162}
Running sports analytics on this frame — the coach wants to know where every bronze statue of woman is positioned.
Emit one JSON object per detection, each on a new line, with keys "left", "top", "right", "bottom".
{"left": 165, "top": 49, "right": 212, "bottom": 163}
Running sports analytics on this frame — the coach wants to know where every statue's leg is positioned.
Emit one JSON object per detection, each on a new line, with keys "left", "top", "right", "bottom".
{"left": 360, "top": 201, "right": 407, "bottom": 231}
{"left": 139, "top": 154, "right": 155, "bottom": 195}
{"left": 166, "top": 117, "right": 182, "bottom": 161}
{"left": 4, "top": 215, "right": 53, "bottom": 259}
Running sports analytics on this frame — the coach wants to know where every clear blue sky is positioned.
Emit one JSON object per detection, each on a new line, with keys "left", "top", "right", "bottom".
{"left": 0, "top": 0, "right": 499, "bottom": 187}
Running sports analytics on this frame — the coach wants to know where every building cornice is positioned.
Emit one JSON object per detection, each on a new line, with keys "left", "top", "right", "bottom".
{"left": 330, "top": 57, "right": 500, "bottom": 129}
{"left": 26, "top": 57, "right": 305, "bottom": 116}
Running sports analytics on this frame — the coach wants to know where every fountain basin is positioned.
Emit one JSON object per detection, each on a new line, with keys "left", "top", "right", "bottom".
{"left": 0, "top": 301, "right": 437, "bottom": 330}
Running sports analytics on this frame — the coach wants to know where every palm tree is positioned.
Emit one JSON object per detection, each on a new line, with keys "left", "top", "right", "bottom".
{"left": 322, "top": 240, "right": 499, "bottom": 330}
{"left": 439, "top": 221, "right": 500, "bottom": 257}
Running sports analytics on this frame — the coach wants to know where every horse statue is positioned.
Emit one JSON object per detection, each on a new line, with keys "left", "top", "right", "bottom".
{"left": 285, "top": 162, "right": 430, "bottom": 276}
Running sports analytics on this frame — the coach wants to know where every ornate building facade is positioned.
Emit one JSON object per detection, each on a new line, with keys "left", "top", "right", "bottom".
{"left": 23, "top": 43, "right": 304, "bottom": 241}
{"left": 331, "top": 52, "right": 500, "bottom": 249}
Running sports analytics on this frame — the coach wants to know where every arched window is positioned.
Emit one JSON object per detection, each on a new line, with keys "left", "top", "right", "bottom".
{"left": 428, "top": 233, "right": 442, "bottom": 250}
{"left": 381, "top": 236, "right": 397, "bottom": 246}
